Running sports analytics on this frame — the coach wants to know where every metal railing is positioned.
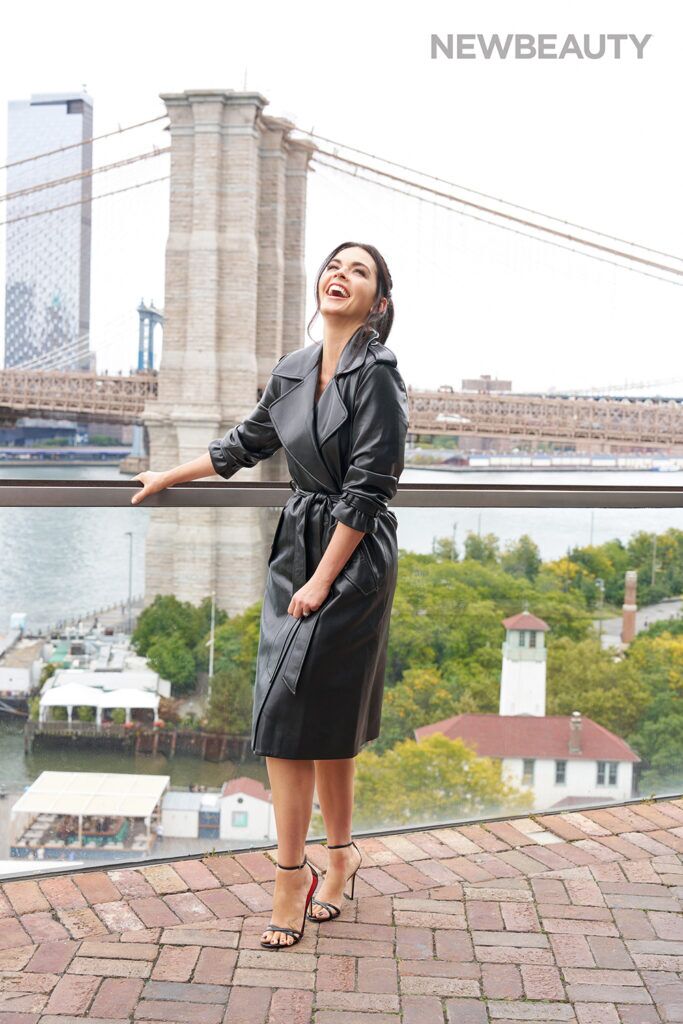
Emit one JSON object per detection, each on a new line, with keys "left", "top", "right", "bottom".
{"left": 2, "top": 477, "right": 683, "bottom": 508}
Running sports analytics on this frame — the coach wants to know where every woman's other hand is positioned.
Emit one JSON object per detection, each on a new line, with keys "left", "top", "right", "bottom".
{"left": 288, "top": 577, "right": 331, "bottom": 618}
{"left": 130, "top": 471, "right": 169, "bottom": 505}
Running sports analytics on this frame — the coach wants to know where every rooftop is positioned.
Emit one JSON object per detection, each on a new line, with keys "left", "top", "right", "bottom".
{"left": 11, "top": 771, "right": 170, "bottom": 819}
{"left": 502, "top": 611, "right": 550, "bottom": 632}
{"left": 2, "top": 794, "right": 683, "bottom": 1022}
{"left": 222, "top": 776, "right": 273, "bottom": 802}
{"left": 415, "top": 713, "right": 642, "bottom": 763}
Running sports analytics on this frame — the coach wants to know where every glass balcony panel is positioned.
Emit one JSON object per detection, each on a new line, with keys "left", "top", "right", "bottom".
{"left": 1, "top": 481, "right": 682, "bottom": 878}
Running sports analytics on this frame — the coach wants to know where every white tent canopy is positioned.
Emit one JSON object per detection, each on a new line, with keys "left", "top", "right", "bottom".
{"left": 11, "top": 772, "right": 170, "bottom": 833}
{"left": 40, "top": 683, "right": 98, "bottom": 709}
{"left": 98, "top": 689, "right": 158, "bottom": 711}
{"left": 39, "top": 684, "right": 159, "bottom": 724}
{"left": 43, "top": 668, "right": 170, "bottom": 697}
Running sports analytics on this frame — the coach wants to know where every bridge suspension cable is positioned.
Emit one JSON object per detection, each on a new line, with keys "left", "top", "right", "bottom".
{"left": 0, "top": 114, "right": 168, "bottom": 173}
{"left": 9, "top": 332, "right": 92, "bottom": 372}
{"left": 8, "top": 303, "right": 154, "bottom": 372}
{"left": 311, "top": 154, "right": 683, "bottom": 289}
{"left": 0, "top": 148, "right": 170, "bottom": 204}
{"left": 0, "top": 174, "right": 169, "bottom": 228}
{"left": 295, "top": 125, "right": 683, "bottom": 268}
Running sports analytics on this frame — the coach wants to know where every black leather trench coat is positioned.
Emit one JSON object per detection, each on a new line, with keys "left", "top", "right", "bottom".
{"left": 208, "top": 326, "right": 409, "bottom": 759}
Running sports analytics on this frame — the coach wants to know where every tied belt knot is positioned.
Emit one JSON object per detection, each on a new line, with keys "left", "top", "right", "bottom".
{"left": 288, "top": 482, "right": 342, "bottom": 597}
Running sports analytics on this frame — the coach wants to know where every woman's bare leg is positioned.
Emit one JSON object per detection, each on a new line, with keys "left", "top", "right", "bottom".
{"left": 261, "top": 756, "right": 316, "bottom": 946}
{"left": 309, "top": 757, "right": 362, "bottom": 920}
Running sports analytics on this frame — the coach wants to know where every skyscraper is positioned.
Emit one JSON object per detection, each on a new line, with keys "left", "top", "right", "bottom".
{"left": 4, "top": 92, "right": 94, "bottom": 371}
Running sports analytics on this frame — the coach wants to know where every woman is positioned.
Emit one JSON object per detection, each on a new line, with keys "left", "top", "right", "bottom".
{"left": 131, "top": 241, "right": 409, "bottom": 950}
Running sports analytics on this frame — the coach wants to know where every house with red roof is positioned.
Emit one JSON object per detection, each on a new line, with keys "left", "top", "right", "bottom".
{"left": 415, "top": 610, "right": 640, "bottom": 809}
{"left": 220, "top": 777, "right": 275, "bottom": 842}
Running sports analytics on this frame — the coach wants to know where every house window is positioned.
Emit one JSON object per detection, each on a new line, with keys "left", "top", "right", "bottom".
{"left": 519, "top": 631, "right": 526, "bottom": 647}
{"left": 597, "top": 761, "right": 618, "bottom": 786}
{"left": 555, "top": 760, "right": 567, "bottom": 784}
{"left": 522, "top": 758, "right": 535, "bottom": 784}
{"left": 529, "top": 631, "right": 536, "bottom": 648}
{"left": 231, "top": 810, "right": 248, "bottom": 827}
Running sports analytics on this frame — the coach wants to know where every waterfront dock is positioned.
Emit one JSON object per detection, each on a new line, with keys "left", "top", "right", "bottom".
{"left": 24, "top": 719, "right": 251, "bottom": 762}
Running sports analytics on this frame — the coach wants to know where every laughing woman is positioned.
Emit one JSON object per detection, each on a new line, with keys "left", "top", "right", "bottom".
{"left": 131, "top": 241, "right": 409, "bottom": 950}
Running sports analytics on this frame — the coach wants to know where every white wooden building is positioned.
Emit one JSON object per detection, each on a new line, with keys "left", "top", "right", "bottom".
{"left": 415, "top": 610, "right": 641, "bottom": 810}
{"left": 220, "top": 777, "right": 276, "bottom": 842}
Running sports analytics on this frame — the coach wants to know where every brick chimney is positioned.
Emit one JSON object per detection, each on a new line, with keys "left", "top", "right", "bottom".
{"left": 621, "top": 570, "right": 638, "bottom": 644}
{"left": 569, "top": 711, "right": 582, "bottom": 755}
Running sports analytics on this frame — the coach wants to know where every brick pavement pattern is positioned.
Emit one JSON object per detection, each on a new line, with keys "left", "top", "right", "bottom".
{"left": 2, "top": 797, "right": 683, "bottom": 1021}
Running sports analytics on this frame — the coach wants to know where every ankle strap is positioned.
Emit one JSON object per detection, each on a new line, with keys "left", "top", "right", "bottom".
{"left": 276, "top": 855, "right": 308, "bottom": 870}
{"left": 327, "top": 840, "right": 353, "bottom": 849}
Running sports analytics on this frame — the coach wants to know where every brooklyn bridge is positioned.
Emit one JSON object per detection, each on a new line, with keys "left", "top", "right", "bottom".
{"left": 2, "top": 365, "right": 683, "bottom": 451}
{"left": 4, "top": 87, "right": 683, "bottom": 611}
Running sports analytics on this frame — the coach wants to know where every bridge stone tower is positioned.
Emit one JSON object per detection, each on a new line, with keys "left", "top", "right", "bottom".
{"left": 141, "top": 90, "right": 316, "bottom": 615}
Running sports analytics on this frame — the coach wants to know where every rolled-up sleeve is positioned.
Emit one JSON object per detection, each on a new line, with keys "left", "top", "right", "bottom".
{"left": 331, "top": 361, "right": 409, "bottom": 534}
{"left": 208, "top": 374, "right": 282, "bottom": 480}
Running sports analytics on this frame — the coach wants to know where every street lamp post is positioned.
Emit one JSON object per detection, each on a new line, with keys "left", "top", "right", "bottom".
{"left": 596, "top": 577, "right": 605, "bottom": 641}
{"left": 124, "top": 531, "right": 133, "bottom": 634}
{"left": 207, "top": 591, "right": 215, "bottom": 708}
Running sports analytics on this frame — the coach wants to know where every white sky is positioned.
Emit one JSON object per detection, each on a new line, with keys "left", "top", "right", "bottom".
{"left": 1, "top": 0, "right": 681, "bottom": 395}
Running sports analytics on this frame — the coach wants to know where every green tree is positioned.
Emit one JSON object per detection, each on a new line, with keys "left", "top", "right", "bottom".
{"left": 39, "top": 662, "right": 57, "bottom": 688}
{"left": 374, "top": 666, "right": 461, "bottom": 753}
{"left": 433, "top": 535, "right": 459, "bottom": 561}
{"left": 212, "top": 603, "right": 262, "bottom": 676}
{"left": 349, "top": 733, "right": 532, "bottom": 831}
{"left": 629, "top": 713, "right": 683, "bottom": 792}
{"left": 133, "top": 594, "right": 228, "bottom": 661}
{"left": 546, "top": 636, "right": 650, "bottom": 737}
{"left": 206, "top": 666, "right": 254, "bottom": 734}
{"left": 133, "top": 594, "right": 197, "bottom": 654}
{"left": 464, "top": 532, "right": 500, "bottom": 564}
{"left": 639, "top": 617, "right": 683, "bottom": 640}
{"left": 147, "top": 632, "right": 197, "bottom": 694}
{"left": 623, "top": 631, "right": 683, "bottom": 782}
{"left": 501, "top": 534, "right": 542, "bottom": 582}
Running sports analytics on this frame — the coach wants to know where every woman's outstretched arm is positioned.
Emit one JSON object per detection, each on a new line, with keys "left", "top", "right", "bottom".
{"left": 130, "top": 452, "right": 216, "bottom": 504}
{"left": 131, "top": 370, "right": 284, "bottom": 505}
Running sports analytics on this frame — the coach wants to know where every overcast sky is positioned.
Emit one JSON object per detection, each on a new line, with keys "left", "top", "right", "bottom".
{"left": 1, "top": 0, "right": 681, "bottom": 396}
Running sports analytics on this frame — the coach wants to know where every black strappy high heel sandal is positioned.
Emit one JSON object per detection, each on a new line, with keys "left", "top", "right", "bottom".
{"left": 306, "top": 839, "right": 362, "bottom": 922}
{"left": 260, "top": 855, "right": 319, "bottom": 949}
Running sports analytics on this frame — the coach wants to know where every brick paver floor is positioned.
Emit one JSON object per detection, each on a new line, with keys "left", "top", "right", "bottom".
{"left": 2, "top": 796, "right": 683, "bottom": 1021}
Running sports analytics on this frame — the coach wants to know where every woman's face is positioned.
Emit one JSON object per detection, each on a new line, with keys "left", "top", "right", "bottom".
{"left": 318, "top": 246, "right": 386, "bottom": 324}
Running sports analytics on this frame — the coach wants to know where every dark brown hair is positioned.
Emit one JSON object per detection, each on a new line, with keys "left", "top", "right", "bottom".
{"left": 306, "top": 241, "right": 395, "bottom": 346}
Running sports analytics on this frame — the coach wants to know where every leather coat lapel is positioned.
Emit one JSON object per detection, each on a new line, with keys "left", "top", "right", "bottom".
{"left": 315, "top": 377, "right": 347, "bottom": 447}
{"left": 269, "top": 348, "right": 336, "bottom": 490}
{"left": 269, "top": 327, "right": 380, "bottom": 491}
{"left": 316, "top": 327, "right": 379, "bottom": 449}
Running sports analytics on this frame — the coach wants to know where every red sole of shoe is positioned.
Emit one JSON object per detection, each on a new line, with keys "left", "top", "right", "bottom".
{"left": 261, "top": 866, "right": 319, "bottom": 949}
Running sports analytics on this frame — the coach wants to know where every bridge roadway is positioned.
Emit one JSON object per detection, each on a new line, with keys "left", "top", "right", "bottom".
{"left": 2, "top": 369, "right": 683, "bottom": 449}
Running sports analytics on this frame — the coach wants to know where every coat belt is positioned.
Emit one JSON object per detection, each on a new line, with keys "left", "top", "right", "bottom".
{"left": 288, "top": 482, "right": 342, "bottom": 597}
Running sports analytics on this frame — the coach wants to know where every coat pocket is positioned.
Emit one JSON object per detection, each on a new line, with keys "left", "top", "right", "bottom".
{"left": 341, "top": 538, "right": 380, "bottom": 595}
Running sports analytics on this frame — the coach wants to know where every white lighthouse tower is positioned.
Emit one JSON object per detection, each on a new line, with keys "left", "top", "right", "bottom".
{"left": 499, "top": 610, "right": 550, "bottom": 716}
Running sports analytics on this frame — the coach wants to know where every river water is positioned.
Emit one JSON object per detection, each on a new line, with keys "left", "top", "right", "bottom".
{"left": 0, "top": 724, "right": 268, "bottom": 792}
{"left": 2, "top": 463, "right": 682, "bottom": 792}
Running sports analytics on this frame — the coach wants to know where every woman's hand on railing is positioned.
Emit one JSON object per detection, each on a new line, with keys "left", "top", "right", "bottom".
{"left": 130, "top": 471, "right": 169, "bottom": 505}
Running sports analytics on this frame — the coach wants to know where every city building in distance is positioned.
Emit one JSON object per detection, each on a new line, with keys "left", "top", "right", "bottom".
{"left": 4, "top": 91, "right": 94, "bottom": 371}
